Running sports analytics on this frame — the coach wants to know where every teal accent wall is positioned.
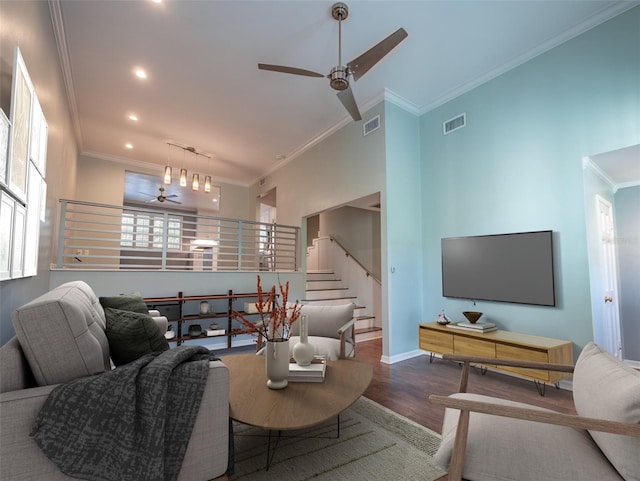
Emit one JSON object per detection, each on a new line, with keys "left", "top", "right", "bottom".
{"left": 384, "top": 102, "right": 422, "bottom": 358}
{"left": 420, "top": 7, "right": 640, "bottom": 356}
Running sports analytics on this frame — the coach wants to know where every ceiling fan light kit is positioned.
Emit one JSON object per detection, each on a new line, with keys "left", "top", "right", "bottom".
{"left": 257, "top": 2, "right": 407, "bottom": 122}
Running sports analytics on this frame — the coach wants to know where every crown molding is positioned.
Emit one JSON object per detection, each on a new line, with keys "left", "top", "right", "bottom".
{"left": 417, "top": 2, "right": 640, "bottom": 115}
{"left": 583, "top": 156, "right": 617, "bottom": 193}
{"left": 48, "top": 0, "right": 83, "bottom": 151}
{"left": 384, "top": 88, "right": 421, "bottom": 116}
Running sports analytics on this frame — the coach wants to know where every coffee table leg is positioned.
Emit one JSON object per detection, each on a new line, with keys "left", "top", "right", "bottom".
{"left": 266, "top": 430, "right": 282, "bottom": 471}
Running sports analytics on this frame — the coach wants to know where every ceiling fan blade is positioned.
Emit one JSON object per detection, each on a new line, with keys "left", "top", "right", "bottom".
{"left": 336, "top": 86, "right": 362, "bottom": 121}
{"left": 138, "top": 191, "right": 155, "bottom": 198}
{"left": 347, "top": 28, "right": 408, "bottom": 82}
{"left": 258, "top": 63, "right": 325, "bottom": 78}
{"left": 165, "top": 198, "right": 182, "bottom": 204}
{"left": 164, "top": 194, "right": 179, "bottom": 199}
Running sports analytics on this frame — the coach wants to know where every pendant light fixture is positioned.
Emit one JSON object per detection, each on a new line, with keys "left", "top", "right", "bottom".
{"left": 164, "top": 141, "right": 212, "bottom": 193}
{"left": 204, "top": 151, "right": 212, "bottom": 193}
{"left": 179, "top": 147, "right": 187, "bottom": 187}
{"left": 192, "top": 152, "right": 200, "bottom": 191}
{"left": 163, "top": 143, "right": 173, "bottom": 184}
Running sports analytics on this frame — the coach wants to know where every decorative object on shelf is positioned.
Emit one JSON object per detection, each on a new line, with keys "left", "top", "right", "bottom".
{"left": 188, "top": 324, "right": 203, "bottom": 337}
{"left": 435, "top": 309, "right": 450, "bottom": 325}
{"left": 199, "top": 301, "right": 210, "bottom": 315}
{"left": 164, "top": 325, "right": 176, "bottom": 340}
{"left": 292, "top": 315, "right": 315, "bottom": 366}
{"left": 209, "top": 322, "right": 219, "bottom": 330}
{"left": 265, "top": 338, "right": 290, "bottom": 389}
{"left": 462, "top": 311, "right": 483, "bottom": 324}
{"left": 232, "top": 275, "right": 302, "bottom": 389}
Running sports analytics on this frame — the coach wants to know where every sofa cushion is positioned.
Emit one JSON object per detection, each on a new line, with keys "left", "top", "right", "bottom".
{"left": 289, "top": 303, "right": 354, "bottom": 339}
{"left": 573, "top": 342, "right": 640, "bottom": 481}
{"left": 435, "top": 393, "right": 625, "bottom": 481}
{"left": 105, "top": 308, "right": 169, "bottom": 366}
{"left": 99, "top": 294, "right": 149, "bottom": 315}
{"left": 12, "top": 281, "right": 111, "bottom": 386}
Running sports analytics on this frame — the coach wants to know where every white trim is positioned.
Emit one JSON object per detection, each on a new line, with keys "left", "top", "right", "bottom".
{"left": 49, "top": 0, "right": 83, "bottom": 151}
{"left": 624, "top": 359, "right": 640, "bottom": 369}
{"left": 380, "top": 349, "right": 426, "bottom": 365}
{"left": 384, "top": 88, "right": 421, "bottom": 116}
{"left": 583, "top": 156, "right": 617, "bottom": 192}
{"left": 417, "top": 2, "right": 638, "bottom": 115}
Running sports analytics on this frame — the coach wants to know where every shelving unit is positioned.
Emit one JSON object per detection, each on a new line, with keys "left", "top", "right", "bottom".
{"left": 144, "top": 290, "right": 261, "bottom": 349}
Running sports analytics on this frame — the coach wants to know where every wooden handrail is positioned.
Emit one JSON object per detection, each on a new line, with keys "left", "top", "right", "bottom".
{"left": 329, "top": 236, "right": 381, "bottom": 284}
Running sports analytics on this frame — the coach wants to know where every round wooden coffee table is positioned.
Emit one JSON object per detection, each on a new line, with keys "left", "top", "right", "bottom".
{"left": 221, "top": 353, "right": 373, "bottom": 431}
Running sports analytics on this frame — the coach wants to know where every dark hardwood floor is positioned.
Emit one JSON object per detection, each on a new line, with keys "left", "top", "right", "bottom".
{"left": 355, "top": 337, "right": 576, "bottom": 435}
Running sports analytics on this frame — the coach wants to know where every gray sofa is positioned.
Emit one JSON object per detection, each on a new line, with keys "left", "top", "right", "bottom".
{"left": 0, "top": 281, "right": 229, "bottom": 481}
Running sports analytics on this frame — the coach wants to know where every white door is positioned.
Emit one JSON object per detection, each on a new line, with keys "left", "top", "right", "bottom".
{"left": 596, "top": 195, "right": 622, "bottom": 359}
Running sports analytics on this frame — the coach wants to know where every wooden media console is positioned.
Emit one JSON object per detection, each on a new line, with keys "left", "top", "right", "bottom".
{"left": 419, "top": 322, "right": 573, "bottom": 395}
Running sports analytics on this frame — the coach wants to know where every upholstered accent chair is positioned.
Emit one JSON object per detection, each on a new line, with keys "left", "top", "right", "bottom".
{"left": 256, "top": 303, "right": 357, "bottom": 361}
{"left": 429, "top": 342, "right": 640, "bottom": 481}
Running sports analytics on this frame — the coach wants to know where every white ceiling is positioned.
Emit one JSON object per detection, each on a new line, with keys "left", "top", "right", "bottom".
{"left": 54, "top": 0, "right": 635, "bottom": 192}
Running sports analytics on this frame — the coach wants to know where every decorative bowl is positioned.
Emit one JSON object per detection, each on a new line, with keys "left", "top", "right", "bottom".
{"left": 463, "top": 311, "right": 483, "bottom": 324}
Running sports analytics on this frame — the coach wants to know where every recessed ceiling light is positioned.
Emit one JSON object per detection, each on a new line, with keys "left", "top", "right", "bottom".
{"left": 134, "top": 68, "right": 147, "bottom": 80}
{"left": 125, "top": 143, "right": 133, "bottom": 149}
{"left": 212, "top": 198, "right": 218, "bottom": 203}
{"left": 151, "top": 0, "right": 162, "bottom": 3}
{"left": 128, "top": 114, "right": 138, "bottom": 121}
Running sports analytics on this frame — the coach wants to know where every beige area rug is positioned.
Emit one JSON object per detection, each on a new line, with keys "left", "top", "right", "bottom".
{"left": 229, "top": 396, "right": 446, "bottom": 481}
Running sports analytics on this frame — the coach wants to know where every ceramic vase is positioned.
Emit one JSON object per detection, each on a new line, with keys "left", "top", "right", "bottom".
{"left": 292, "top": 315, "right": 315, "bottom": 366}
{"left": 265, "top": 339, "right": 289, "bottom": 389}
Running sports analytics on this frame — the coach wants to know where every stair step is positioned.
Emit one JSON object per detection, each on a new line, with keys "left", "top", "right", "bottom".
{"left": 306, "top": 271, "right": 337, "bottom": 281}
{"left": 355, "top": 326, "right": 382, "bottom": 335}
{"left": 306, "top": 287, "right": 349, "bottom": 292}
{"left": 301, "top": 297, "right": 356, "bottom": 305}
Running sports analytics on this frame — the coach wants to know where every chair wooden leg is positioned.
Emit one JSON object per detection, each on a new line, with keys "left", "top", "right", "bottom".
{"left": 458, "top": 361, "right": 471, "bottom": 393}
{"left": 448, "top": 409, "right": 470, "bottom": 481}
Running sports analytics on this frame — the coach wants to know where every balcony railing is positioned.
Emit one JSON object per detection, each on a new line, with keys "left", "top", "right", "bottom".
{"left": 56, "top": 199, "right": 299, "bottom": 272}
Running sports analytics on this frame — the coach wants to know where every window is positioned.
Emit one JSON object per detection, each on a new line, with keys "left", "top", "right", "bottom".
{"left": 120, "top": 211, "right": 181, "bottom": 249}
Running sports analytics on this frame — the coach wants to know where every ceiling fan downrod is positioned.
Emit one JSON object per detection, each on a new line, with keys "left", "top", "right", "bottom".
{"left": 329, "top": 2, "right": 349, "bottom": 91}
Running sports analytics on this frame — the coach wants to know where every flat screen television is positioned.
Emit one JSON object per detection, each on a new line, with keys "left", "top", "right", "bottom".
{"left": 441, "top": 230, "right": 555, "bottom": 307}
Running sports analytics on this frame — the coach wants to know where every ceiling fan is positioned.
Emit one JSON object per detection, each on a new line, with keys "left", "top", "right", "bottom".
{"left": 258, "top": 2, "right": 408, "bottom": 121}
{"left": 141, "top": 186, "right": 182, "bottom": 204}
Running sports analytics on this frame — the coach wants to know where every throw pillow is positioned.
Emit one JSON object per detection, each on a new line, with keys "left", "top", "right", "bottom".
{"left": 573, "top": 342, "right": 640, "bottom": 480}
{"left": 99, "top": 294, "right": 149, "bottom": 315}
{"left": 104, "top": 307, "right": 169, "bottom": 366}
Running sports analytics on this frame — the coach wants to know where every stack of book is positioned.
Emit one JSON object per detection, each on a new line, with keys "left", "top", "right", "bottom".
{"left": 288, "top": 356, "right": 326, "bottom": 383}
{"left": 446, "top": 321, "right": 497, "bottom": 333}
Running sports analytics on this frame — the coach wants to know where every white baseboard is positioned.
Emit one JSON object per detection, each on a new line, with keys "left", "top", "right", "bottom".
{"left": 380, "top": 349, "right": 426, "bottom": 365}
{"left": 624, "top": 359, "right": 640, "bottom": 369}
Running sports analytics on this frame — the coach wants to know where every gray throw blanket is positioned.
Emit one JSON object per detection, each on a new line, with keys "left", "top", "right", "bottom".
{"left": 31, "top": 346, "right": 212, "bottom": 481}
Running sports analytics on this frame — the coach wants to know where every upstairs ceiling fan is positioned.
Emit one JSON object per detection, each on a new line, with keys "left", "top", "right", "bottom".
{"left": 140, "top": 186, "right": 182, "bottom": 204}
{"left": 258, "top": 2, "right": 408, "bottom": 121}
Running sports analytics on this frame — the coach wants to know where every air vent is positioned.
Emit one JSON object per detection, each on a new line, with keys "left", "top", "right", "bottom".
{"left": 363, "top": 115, "right": 381, "bottom": 136}
{"left": 443, "top": 113, "right": 466, "bottom": 135}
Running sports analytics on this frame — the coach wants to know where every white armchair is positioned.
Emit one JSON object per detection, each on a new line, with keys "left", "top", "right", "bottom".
{"left": 256, "top": 303, "right": 356, "bottom": 360}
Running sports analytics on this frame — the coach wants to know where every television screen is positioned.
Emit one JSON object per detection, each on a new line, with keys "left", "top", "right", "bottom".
{"left": 441, "top": 230, "right": 555, "bottom": 306}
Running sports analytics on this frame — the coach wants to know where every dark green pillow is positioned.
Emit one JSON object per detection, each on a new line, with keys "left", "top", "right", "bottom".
{"left": 99, "top": 294, "right": 149, "bottom": 314}
{"left": 104, "top": 307, "right": 169, "bottom": 366}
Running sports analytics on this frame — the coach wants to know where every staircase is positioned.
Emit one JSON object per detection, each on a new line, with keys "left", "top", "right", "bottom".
{"left": 304, "top": 270, "right": 381, "bottom": 341}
